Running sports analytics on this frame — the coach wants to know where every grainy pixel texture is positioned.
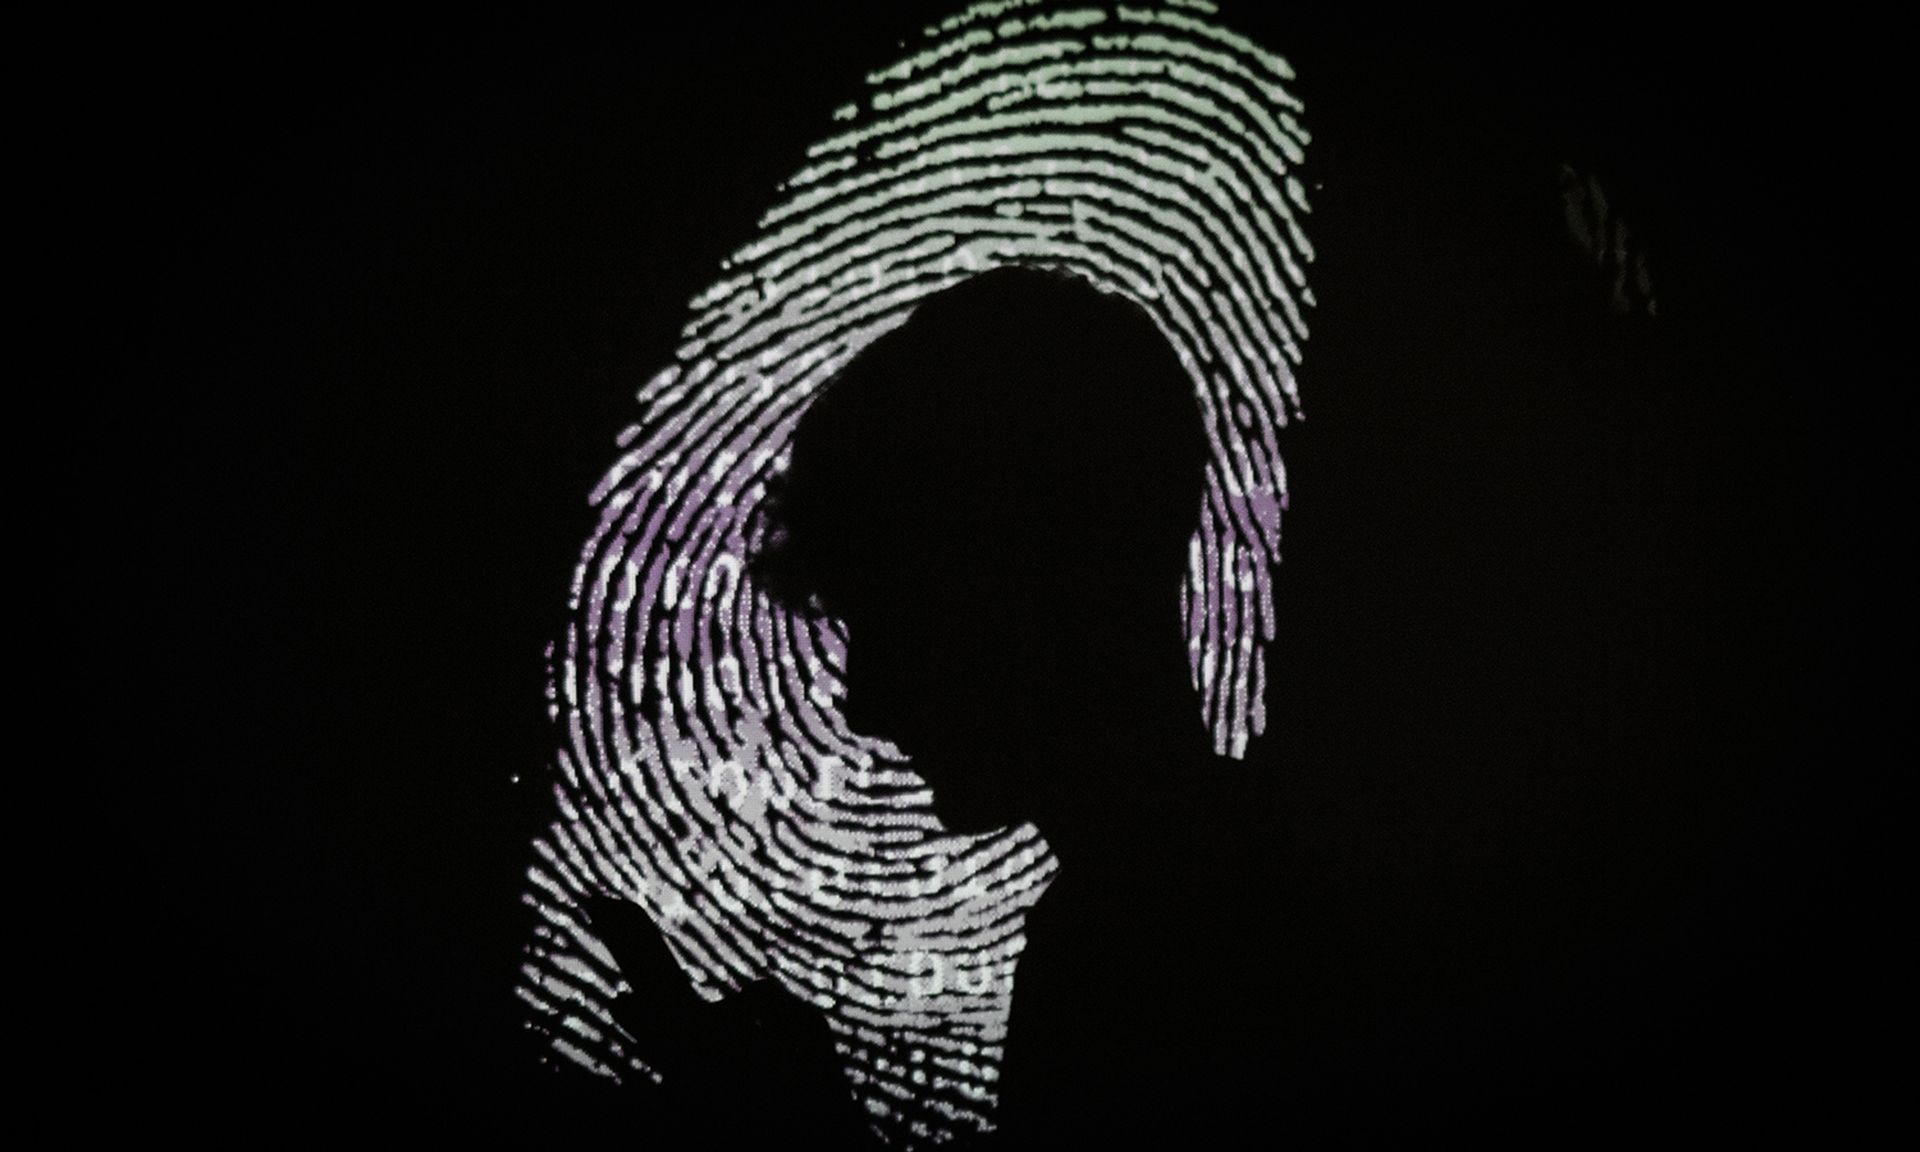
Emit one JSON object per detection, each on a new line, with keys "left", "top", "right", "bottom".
{"left": 517, "top": 1, "right": 1310, "bottom": 1142}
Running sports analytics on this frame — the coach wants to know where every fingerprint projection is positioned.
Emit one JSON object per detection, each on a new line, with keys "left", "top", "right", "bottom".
{"left": 1560, "top": 163, "right": 1656, "bottom": 317}
{"left": 518, "top": 1, "right": 1311, "bottom": 1142}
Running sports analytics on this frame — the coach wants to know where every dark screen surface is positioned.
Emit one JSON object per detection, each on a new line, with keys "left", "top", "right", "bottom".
{"left": 60, "top": 3, "right": 1898, "bottom": 1144}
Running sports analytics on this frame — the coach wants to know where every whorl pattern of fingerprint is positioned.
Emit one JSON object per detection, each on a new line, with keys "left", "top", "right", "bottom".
{"left": 518, "top": 1, "right": 1310, "bottom": 1142}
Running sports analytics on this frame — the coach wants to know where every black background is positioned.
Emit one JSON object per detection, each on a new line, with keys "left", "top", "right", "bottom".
{"left": 57, "top": 3, "right": 1898, "bottom": 1142}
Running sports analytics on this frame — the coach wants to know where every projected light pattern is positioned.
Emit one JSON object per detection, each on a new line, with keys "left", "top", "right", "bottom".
{"left": 519, "top": 1, "right": 1309, "bottom": 1142}
{"left": 1560, "top": 163, "right": 1656, "bottom": 317}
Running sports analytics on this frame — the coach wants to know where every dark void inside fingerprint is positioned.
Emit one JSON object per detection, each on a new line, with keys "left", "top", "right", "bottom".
{"left": 751, "top": 266, "right": 1214, "bottom": 831}
{"left": 748, "top": 266, "right": 1261, "bottom": 1143}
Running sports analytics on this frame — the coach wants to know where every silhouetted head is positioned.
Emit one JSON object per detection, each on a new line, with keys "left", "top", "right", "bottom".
{"left": 751, "top": 266, "right": 1211, "bottom": 834}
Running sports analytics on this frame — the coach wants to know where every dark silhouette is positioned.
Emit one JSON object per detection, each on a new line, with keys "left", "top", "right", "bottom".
{"left": 584, "top": 267, "right": 1284, "bottom": 1144}
{"left": 749, "top": 266, "right": 1282, "bottom": 1145}
{"left": 580, "top": 891, "right": 875, "bottom": 1145}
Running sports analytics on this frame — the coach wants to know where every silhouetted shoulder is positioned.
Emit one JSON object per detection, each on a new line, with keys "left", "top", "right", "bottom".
{"left": 986, "top": 751, "right": 1285, "bottom": 1147}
